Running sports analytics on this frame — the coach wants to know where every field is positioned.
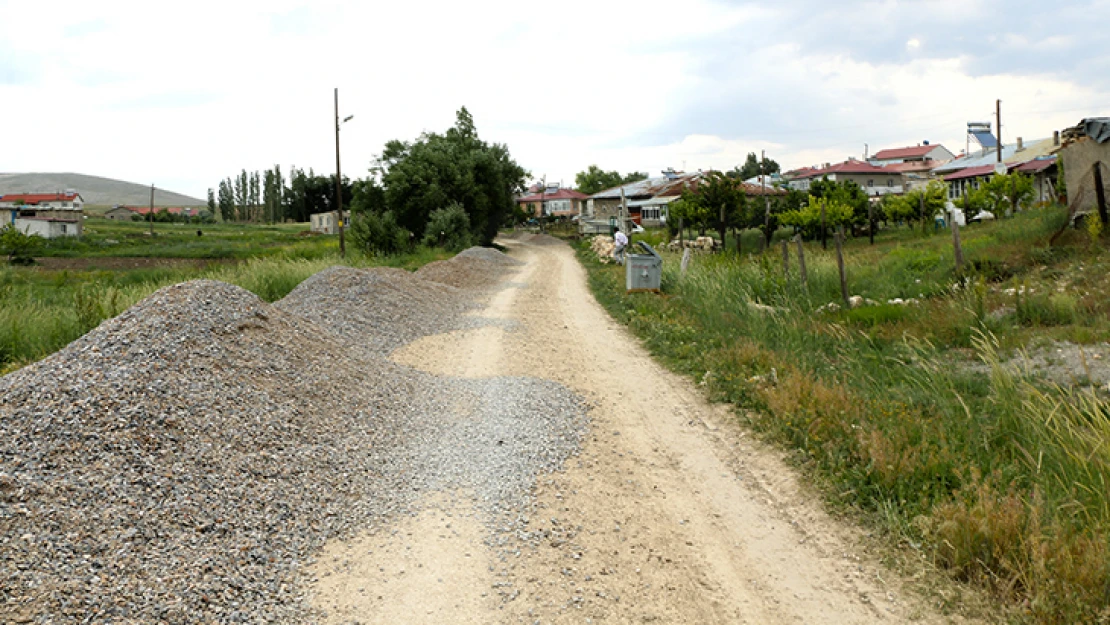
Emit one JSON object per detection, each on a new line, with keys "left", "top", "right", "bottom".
{"left": 0, "top": 218, "right": 451, "bottom": 373}
{"left": 579, "top": 207, "right": 1110, "bottom": 623}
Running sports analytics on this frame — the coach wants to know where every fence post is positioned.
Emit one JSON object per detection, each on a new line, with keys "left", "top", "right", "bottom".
{"left": 835, "top": 227, "right": 849, "bottom": 307}
{"left": 794, "top": 234, "right": 808, "bottom": 288}
{"left": 681, "top": 248, "right": 692, "bottom": 277}
{"left": 781, "top": 239, "right": 789, "bottom": 278}
{"left": 952, "top": 206, "right": 965, "bottom": 275}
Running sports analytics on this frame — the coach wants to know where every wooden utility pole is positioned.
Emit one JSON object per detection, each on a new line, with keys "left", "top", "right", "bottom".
{"left": 762, "top": 150, "right": 771, "bottom": 246}
{"left": 794, "top": 234, "right": 808, "bottom": 287}
{"left": 335, "top": 87, "right": 346, "bottom": 258}
{"left": 148, "top": 184, "right": 154, "bottom": 236}
{"left": 835, "top": 227, "right": 849, "bottom": 307}
{"left": 996, "top": 99, "right": 1003, "bottom": 164}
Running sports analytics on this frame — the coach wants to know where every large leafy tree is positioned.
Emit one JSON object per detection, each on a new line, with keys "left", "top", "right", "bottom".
{"left": 574, "top": 165, "right": 648, "bottom": 195}
{"left": 728, "top": 152, "right": 781, "bottom": 180}
{"left": 672, "top": 171, "right": 746, "bottom": 244}
{"left": 378, "top": 107, "right": 527, "bottom": 245}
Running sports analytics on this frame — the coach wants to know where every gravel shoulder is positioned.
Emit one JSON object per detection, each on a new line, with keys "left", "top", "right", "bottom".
{"left": 330, "top": 235, "right": 979, "bottom": 624}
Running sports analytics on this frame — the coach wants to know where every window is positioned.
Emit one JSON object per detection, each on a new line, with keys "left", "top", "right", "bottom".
{"left": 642, "top": 207, "right": 660, "bottom": 221}
{"left": 887, "top": 178, "right": 894, "bottom": 187}
{"left": 867, "top": 179, "right": 874, "bottom": 187}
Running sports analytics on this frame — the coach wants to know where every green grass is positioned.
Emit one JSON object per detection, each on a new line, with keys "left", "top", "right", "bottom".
{"left": 579, "top": 206, "right": 1110, "bottom": 624}
{"left": 36, "top": 219, "right": 337, "bottom": 259}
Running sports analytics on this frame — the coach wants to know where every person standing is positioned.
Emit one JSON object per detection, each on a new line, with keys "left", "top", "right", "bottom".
{"left": 613, "top": 228, "right": 629, "bottom": 265}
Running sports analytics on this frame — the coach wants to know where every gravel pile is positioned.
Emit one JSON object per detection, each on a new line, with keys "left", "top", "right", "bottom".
{"left": 0, "top": 248, "right": 587, "bottom": 623}
{"left": 416, "top": 246, "right": 523, "bottom": 290}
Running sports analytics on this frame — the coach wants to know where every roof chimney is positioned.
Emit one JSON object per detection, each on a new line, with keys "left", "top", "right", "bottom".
{"left": 1017, "top": 137, "right": 1024, "bottom": 151}
{"left": 1054, "top": 130, "right": 1061, "bottom": 146}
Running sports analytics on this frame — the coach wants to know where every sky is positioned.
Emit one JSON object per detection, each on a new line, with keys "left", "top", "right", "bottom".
{"left": 1, "top": 0, "right": 1108, "bottom": 201}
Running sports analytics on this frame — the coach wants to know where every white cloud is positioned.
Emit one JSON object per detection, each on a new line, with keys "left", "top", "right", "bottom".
{"left": 0, "top": 0, "right": 1107, "bottom": 199}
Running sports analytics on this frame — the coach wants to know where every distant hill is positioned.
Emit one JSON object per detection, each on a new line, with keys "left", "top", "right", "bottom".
{"left": 0, "top": 173, "right": 205, "bottom": 208}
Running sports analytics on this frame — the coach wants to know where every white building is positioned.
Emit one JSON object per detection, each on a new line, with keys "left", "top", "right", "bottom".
{"left": 1, "top": 191, "right": 84, "bottom": 237}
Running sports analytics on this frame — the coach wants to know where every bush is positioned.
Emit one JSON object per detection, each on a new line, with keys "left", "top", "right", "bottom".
{"left": 0, "top": 225, "right": 42, "bottom": 265}
{"left": 349, "top": 210, "right": 412, "bottom": 255}
{"left": 421, "top": 202, "right": 475, "bottom": 252}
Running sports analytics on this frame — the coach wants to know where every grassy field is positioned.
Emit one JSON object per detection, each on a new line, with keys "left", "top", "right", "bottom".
{"left": 35, "top": 218, "right": 337, "bottom": 259}
{"left": 0, "top": 219, "right": 451, "bottom": 373}
{"left": 580, "top": 207, "right": 1110, "bottom": 623}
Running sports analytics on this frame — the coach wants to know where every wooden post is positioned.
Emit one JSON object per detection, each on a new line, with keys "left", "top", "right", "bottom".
{"left": 681, "top": 248, "right": 692, "bottom": 277}
{"left": 820, "top": 199, "right": 827, "bottom": 249}
{"left": 868, "top": 195, "right": 875, "bottom": 245}
{"left": 678, "top": 217, "right": 684, "bottom": 247}
{"left": 952, "top": 205, "right": 965, "bottom": 275}
{"left": 920, "top": 192, "right": 927, "bottom": 234}
{"left": 835, "top": 227, "right": 849, "bottom": 307}
{"left": 794, "top": 234, "right": 808, "bottom": 288}
{"left": 1094, "top": 163, "right": 1108, "bottom": 228}
{"left": 781, "top": 240, "right": 789, "bottom": 278}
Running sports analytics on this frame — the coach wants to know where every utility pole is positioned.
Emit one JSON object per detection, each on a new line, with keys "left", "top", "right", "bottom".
{"left": 334, "top": 87, "right": 345, "bottom": 258}
{"left": 762, "top": 150, "right": 771, "bottom": 246}
{"left": 148, "top": 184, "right": 154, "bottom": 236}
{"left": 996, "top": 99, "right": 1002, "bottom": 164}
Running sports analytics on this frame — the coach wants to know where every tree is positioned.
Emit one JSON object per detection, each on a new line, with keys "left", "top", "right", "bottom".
{"left": 970, "top": 171, "right": 1034, "bottom": 217}
{"left": 349, "top": 209, "right": 410, "bottom": 255}
{"left": 780, "top": 197, "right": 854, "bottom": 240}
{"left": 207, "top": 188, "right": 216, "bottom": 217}
{"left": 574, "top": 165, "right": 648, "bottom": 195}
{"left": 728, "top": 152, "right": 781, "bottom": 180}
{"left": 378, "top": 106, "right": 526, "bottom": 245}
{"left": 421, "top": 202, "right": 474, "bottom": 252}
{"left": 884, "top": 181, "right": 948, "bottom": 231}
{"left": 668, "top": 171, "right": 746, "bottom": 246}
{"left": 220, "top": 179, "right": 233, "bottom": 221}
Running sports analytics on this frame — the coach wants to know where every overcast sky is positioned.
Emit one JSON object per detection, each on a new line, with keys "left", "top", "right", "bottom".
{"left": 2, "top": 0, "right": 1107, "bottom": 200}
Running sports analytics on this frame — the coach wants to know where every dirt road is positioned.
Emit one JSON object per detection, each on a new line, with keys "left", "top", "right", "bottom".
{"left": 310, "top": 236, "right": 960, "bottom": 623}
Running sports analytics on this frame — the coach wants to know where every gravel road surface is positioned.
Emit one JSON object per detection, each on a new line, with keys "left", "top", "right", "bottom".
{"left": 2, "top": 236, "right": 975, "bottom": 624}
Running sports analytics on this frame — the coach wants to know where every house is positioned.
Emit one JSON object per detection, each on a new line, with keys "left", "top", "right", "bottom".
{"left": 516, "top": 185, "right": 590, "bottom": 218}
{"left": 310, "top": 210, "right": 348, "bottom": 234}
{"left": 936, "top": 135, "right": 1062, "bottom": 202}
{"left": 104, "top": 206, "right": 140, "bottom": 220}
{"left": 868, "top": 144, "right": 956, "bottom": 192}
{"left": 787, "top": 160, "right": 903, "bottom": 196}
{"left": 1059, "top": 118, "right": 1110, "bottom": 219}
{"left": 0, "top": 191, "right": 84, "bottom": 237}
{"left": 586, "top": 170, "right": 703, "bottom": 228}
{"left": 587, "top": 170, "right": 787, "bottom": 229}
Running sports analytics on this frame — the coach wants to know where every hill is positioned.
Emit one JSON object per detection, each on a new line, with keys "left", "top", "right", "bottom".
{"left": 0, "top": 172, "right": 205, "bottom": 208}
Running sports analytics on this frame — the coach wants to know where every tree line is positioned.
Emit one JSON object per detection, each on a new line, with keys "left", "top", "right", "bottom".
{"left": 208, "top": 167, "right": 353, "bottom": 224}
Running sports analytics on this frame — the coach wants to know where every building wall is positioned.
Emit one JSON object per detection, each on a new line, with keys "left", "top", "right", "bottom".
{"left": 104, "top": 208, "right": 136, "bottom": 221}
{"left": 310, "top": 212, "right": 338, "bottom": 234}
{"left": 1061, "top": 139, "right": 1110, "bottom": 214}
{"left": 14, "top": 219, "right": 80, "bottom": 238}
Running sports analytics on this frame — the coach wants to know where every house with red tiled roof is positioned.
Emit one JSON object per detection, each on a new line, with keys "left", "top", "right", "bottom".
{"left": 1, "top": 191, "right": 84, "bottom": 237}
{"left": 516, "top": 185, "right": 590, "bottom": 218}
{"left": 787, "top": 160, "right": 903, "bottom": 196}
{"left": 868, "top": 144, "right": 956, "bottom": 192}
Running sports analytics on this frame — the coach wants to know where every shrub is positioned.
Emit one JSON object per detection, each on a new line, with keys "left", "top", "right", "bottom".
{"left": 349, "top": 210, "right": 411, "bottom": 255}
{"left": 0, "top": 225, "right": 42, "bottom": 265}
{"left": 421, "top": 202, "right": 475, "bottom": 252}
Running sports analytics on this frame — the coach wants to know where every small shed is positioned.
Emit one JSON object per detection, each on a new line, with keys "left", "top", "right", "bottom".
{"left": 104, "top": 206, "right": 139, "bottom": 221}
